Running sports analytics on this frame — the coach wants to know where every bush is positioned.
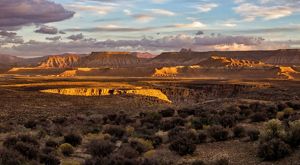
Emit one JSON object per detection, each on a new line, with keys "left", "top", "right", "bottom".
{"left": 258, "top": 138, "right": 291, "bottom": 161}
{"left": 103, "top": 125, "right": 126, "bottom": 139}
{"left": 168, "top": 127, "right": 197, "bottom": 143}
{"left": 130, "top": 138, "right": 154, "bottom": 154}
{"left": 24, "top": 120, "right": 37, "bottom": 129}
{"left": 260, "top": 119, "right": 286, "bottom": 141}
{"left": 14, "top": 142, "right": 39, "bottom": 160}
{"left": 87, "top": 140, "right": 115, "bottom": 157}
{"left": 45, "top": 139, "right": 59, "bottom": 148}
{"left": 233, "top": 126, "right": 246, "bottom": 138}
{"left": 208, "top": 125, "right": 229, "bottom": 141}
{"left": 140, "top": 112, "right": 162, "bottom": 126}
{"left": 59, "top": 143, "right": 74, "bottom": 156}
{"left": 0, "top": 148, "right": 25, "bottom": 165}
{"left": 220, "top": 115, "right": 236, "bottom": 128}
{"left": 286, "top": 120, "right": 300, "bottom": 147}
{"left": 196, "top": 131, "right": 207, "bottom": 144}
{"left": 191, "top": 160, "right": 206, "bottom": 165}
{"left": 118, "top": 145, "right": 139, "bottom": 159}
{"left": 159, "top": 108, "right": 175, "bottom": 117}
{"left": 178, "top": 109, "right": 195, "bottom": 118}
{"left": 39, "top": 154, "right": 60, "bottom": 165}
{"left": 64, "top": 133, "right": 82, "bottom": 147}
{"left": 247, "top": 129, "right": 260, "bottom": 141}
{"left": 213, "top": 158, "right": 229, "bottom": 165}
{"left": 169, "top": 137, "right": 196, "bottom": 156}
{"left": 191, "top": 118, "right": 204, "bottom": 130}
{"left": 251, "top": 112, "right": 267, "bottom": 122}
{"left": 160, "top": 118, "right": 185, "bottom": 131}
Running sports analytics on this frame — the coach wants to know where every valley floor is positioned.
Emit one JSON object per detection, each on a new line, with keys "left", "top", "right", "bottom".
{"left": 0, "top": 76, "right": 300, "bottom": 165}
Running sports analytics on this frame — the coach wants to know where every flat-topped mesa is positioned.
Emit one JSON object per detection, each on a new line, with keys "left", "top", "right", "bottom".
{"left": 79, "top": 51, "right": 143, "bottom": 67}
{"left": 38, "top": 54, "right": 80, "bottom": 68}
{"left": 198, "top": 56, "right": 269, "bottom": 68}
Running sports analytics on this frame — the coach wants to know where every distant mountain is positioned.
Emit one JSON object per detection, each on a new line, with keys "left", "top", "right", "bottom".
{"left": 149, "top": 49, "right": 300, "bottom": 66}
{"left": 0, "top": 54, "right": 23, "bottom": 67}
{"left": 198, "top": 56, "right": 270, "bottom": 68}
{"left": 78, "top": 52, "right": 144, "bottom": 67}
{"left": 132, "top": 52, "right": 156, "bottom": 59}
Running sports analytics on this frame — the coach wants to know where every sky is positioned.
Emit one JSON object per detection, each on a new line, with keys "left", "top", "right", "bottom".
{"left": 0, "top": 0, "right": 300, "bottom": 57}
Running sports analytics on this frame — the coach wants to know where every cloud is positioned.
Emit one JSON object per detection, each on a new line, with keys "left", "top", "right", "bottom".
{"left": 196, "top": 31, "right": 204, "bottom": 35}
{"left": 1, "top": 33, "right": 291, "bottom": 56}
{"left": 175, "top": 21, "right": 206, "bottom": 28}
{"left": 67, "top": 33, "right": 84, "bottom": 41}
{"left": 195, "top": 3, "right": 219, "bottom": 12}
{"left": 0, "top": 0, "right": 74, "bottom": 28}
{"left": 148, "top": 9, "right": 175, "bottom": 16}
{"left": 46, "top": 36, "right": 62, "bottom": 41}
{"left": 35, "top": 26, "right": 58, "bottom": 35}
{"left": 132, "top": 14, "right": 155, "bottom": 22}
{"left": 68, "top": 4, "right": 115, "bottom": 15}
{"left": 0, "top": 31, "right": 17, "bottom": 37}
{"left": 234, "top": 3, "right": 293, "bottom": 21}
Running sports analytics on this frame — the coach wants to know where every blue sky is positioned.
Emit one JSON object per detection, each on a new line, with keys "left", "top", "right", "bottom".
{"left": 0, "top": 0, "right": 300, "bottom": 57}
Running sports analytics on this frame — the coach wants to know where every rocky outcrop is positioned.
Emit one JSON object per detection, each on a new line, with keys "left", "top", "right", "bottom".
{"left": 40, "top": 88, "right": 171, "bottom": 103}
{"left": 38, "top": 54, "right": 80, "bottom": 68}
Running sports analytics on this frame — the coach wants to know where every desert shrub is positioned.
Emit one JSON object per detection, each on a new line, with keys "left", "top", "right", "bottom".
{"left": 169, "top": 137, "right": 196, "bottom": 156}
{"left": 130, "top": 138, "right": 154, "bottom": 154}
{"left": 59, "top": 143, "right": 74, "bottom": 156}
{"left": 220, "top": 115, "right": 236, "bottom": 128}
{"left": 233, "top": 125, "right": 246, "bottom": 138}
{"left": 260, "top": 119, "right": 286, "bottom": 141}
{"left": 3, "top": 134, "right": 39, "bottom": 149}
{"left": 251, "top": 112, "right": 267, "bottom": 122}
{"left": 39, "top": 154, "right": 60, "bottom": 165}
{"left": 3, "top": 136, "right": 18, "bottom": 148}
{"left": 159, "top": 108, "right": 175, "bottom": 117}
{"left": 45, "top": 139, "right": 59, "bottom": 148}
{"left": 14, "top": 142, "right": 39, "bottom": 160}
{"left": 208, "top": 125, "right": 229, "bottom": 141}
{"left": 286, "top": 120, "right": 300, "bottom": 147}
{"left": 283, "top": 108, "right": 294, "bottom": 117}
{"left": 177, "top": 109, "right": 195, "bottom": 118}
{"left": 196, "top": 131, "right": 207, "bottom": 144}
{"left": 168, "top": 127, "right": 197, "bottom": 143}
{"left": 213, "top": 158, "right": 229, "bottom": 165}
{"left": 87, "top": 140, "right": 115, "bottom": 157}
{"left": 52, "top": 117, "right": 68, "bottom": 125}
{"left": 64, "top": 133, "right": 82, "bottom": 147}
{"left": 118, "top": 145, "right": 139, "bottom": 159}
{"left": 191, "top": 160, "right": 206, "bottom": 165}
{"left": 277, "top": 103, "right": 289, "bottom": 111}
{"left": 41, "top": 147, "right": 55, "bottom": 154}
{"left": 142, "top": 135, "right": 162, "bottom": 148}
{"left": 140, "top": 112, "right": 162, "bottom": 126}
{"left": 247, "top": 129, "right": 260, "bottom": 141}
{"left": 24, "top": 120, "right": 37, "bottom": 129}
{"left": 191, "top": 117, "right": 204, "bottom": 130}
{"left": 0, "top": 148, "right": 25, "bottom": 165}
{"left": 286, "top": 101, "right": 300, "bottom": 110}
{"left": 258, "top": 138, "right": 291, "bottom": 161}
{"left": 103, "top": 125, "right": 126, "bottom": 139}
{"left": 160, "top": 117, "right": 185, "bottom": 131}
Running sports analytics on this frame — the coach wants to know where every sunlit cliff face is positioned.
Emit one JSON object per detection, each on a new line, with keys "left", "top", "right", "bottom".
{"left": 40, "top": 88, "right": 171, "bottom": 103}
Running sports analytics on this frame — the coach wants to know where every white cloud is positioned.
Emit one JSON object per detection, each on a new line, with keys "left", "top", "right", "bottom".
{"left": 151, "top": 0, "right": 167, "bottom": 4}
{"left": 195, "top": 3, "right": 219, "bottom": 12}
{"left": 223, "top": 23, "right": 237, "bottom": 27}
{"left": 68, "top": 4, "right": 115, "bottom": 15}
{"left": 176, "top": 21, "right": 206, "bottom": 28}
{"left": 234, "top": 3, "right": 293, "bottom": 21}
{"left": 132, "top": 14, "right": 154, "bottom": 22}
{"left": 148, "top": 9, "right": 175, "bottom": 16}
